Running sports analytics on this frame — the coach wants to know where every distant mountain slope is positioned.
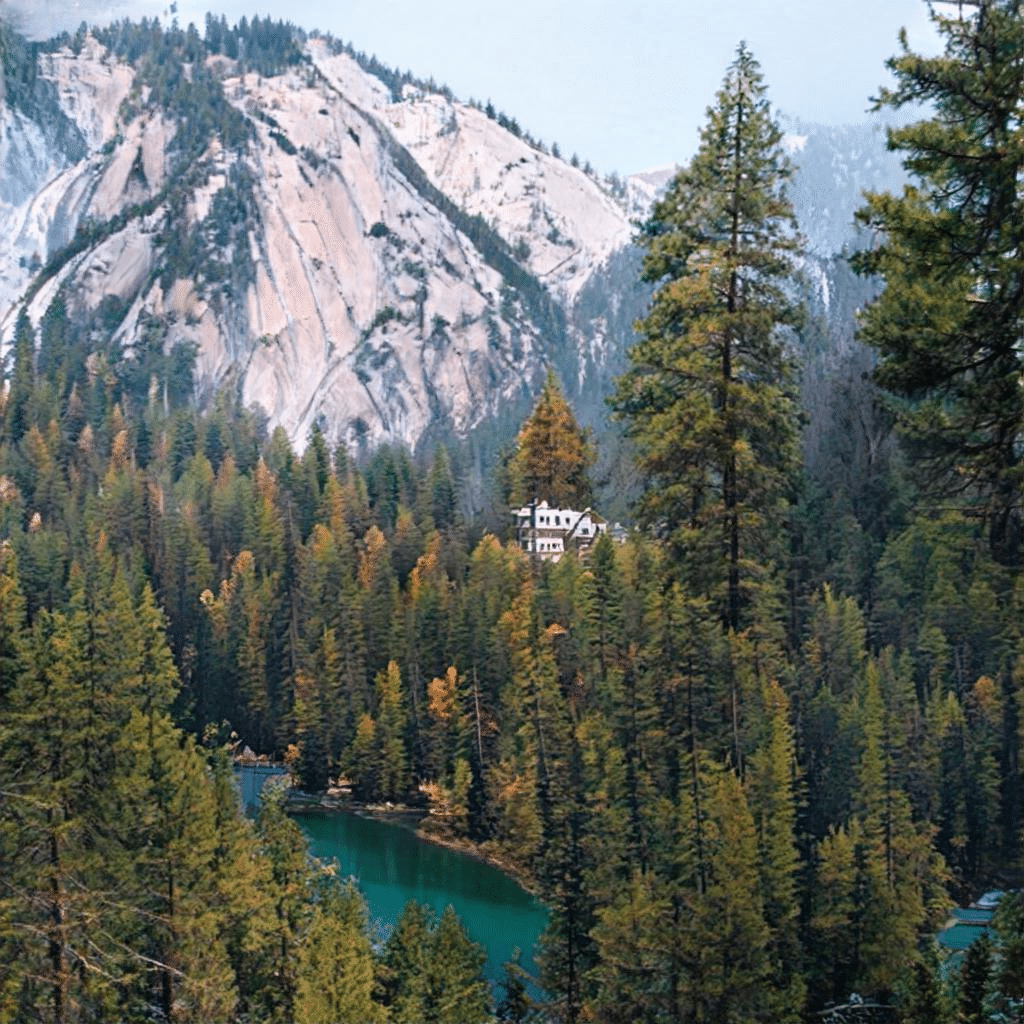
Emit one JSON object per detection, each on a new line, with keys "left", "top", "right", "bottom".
{"left": 0, "top": 21, "right": 644, "bottom": 453}
{"left": 782, "top": 116, "right": 906, "bottom": 257}
{"left": 0, "top": 18, "right": 907, "bottom": 461}
{"left": 628, "top": 118, "right": 907, "bottom": 260}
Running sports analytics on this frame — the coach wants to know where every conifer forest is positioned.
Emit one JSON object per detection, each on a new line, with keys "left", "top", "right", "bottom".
{"left": 2, "top": 1, "right": 1024, "bottom": 1022}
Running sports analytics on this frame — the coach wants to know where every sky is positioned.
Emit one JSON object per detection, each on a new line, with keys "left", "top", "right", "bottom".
{"left": 7, "top": 0, "right": 944, "bottom": 174}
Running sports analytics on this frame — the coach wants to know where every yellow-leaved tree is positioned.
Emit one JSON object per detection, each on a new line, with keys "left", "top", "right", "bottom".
{"left": 509, "top": 370, "right": 594, "bottom": 510}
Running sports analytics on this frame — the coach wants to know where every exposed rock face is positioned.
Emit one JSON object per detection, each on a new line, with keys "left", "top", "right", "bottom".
{"left": 0, "top": 31, "right": 645, "bottom": 452}
{"left": 1, "top": 36, "right": 128, "bottom": 264}
{"left": 0, "top": 27, "right": 903, "bottom": 456}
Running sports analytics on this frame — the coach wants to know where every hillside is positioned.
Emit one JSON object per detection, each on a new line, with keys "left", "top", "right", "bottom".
{"left": 0, "top": 19, "right": 648, "bottom": 457}
{"left": 5, "top": 8, "right": 1024, "bottom": 1024}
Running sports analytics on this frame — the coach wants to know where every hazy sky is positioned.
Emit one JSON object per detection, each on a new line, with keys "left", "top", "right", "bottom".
{"left": 8, "top": 0, "right": 943, "bottom": 173}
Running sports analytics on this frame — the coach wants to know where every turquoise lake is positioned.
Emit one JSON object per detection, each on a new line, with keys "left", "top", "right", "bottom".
{"left": 293, "top": 808, "right": 549, "bottom": 987}
{"left": 235, "top": 764, "right": 548, "bottom": 987}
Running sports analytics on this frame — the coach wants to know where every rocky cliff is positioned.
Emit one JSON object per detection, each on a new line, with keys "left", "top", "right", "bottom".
{"left": 0, "top": 18, "right": 909, "bottom": 463}
{"left": 0, "top": 23, "right": 646, "bottom": 453}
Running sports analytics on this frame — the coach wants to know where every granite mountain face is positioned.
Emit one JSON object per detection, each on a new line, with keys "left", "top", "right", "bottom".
{"left": 0, "top": 23, "right": 649, "bottom": 454}
{"left": 0, "top": 20, "right": 901, "bottom": 456}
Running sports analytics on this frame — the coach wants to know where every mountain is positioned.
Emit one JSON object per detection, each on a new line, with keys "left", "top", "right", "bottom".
{"left": 782, "top": 116, "right": 906, "bottom": 258}
{"left": 0, "top": 18, "right": 651, "bottom": 457}
{"left": 0, "top": 17, "right": 908, "bottom": 470}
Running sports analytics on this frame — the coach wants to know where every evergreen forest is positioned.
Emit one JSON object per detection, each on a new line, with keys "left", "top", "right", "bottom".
{"left": 2, "top": 1, "right": 1024, "bottom": 1022}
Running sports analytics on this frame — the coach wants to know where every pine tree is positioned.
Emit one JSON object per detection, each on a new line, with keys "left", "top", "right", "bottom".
{"left": 0, "top": 600, "right": 127, "bottom": 1022}
{"left": 381, "top": 900, "right": 435, "bottom": 1021}
{"left": 0, "top": 541, "right": 25, "bottom": 702}
{"left": 611, "top": 42, "right": 802, "bottom": 631}
{"left": 799, "top": 586, "right": 869, "bottom": 836}
{"left": 0, "top": 559, "right": 247, "bottom": 1024}
{"left": 3, "top": 310, "right": 36, "bottom": 445}
{"left": 381, "top": 902, "right": 491, "bottom": 1024}
{"left": 117, "top": 711, "right": 239, "bottom": 1023}
{"left": 359, "top": 524, "right": 399, "bottom": 685}
{"left": 255, "top": 781, "right": 315, "bottom": 1024}
{"left": 898, "top": 956, "right": 947, "bottom": 1024}
{"left": 298, "top": 516, "right": 367, "bottom": 762}
{"left": 509, "top": 370, "right": 594, "bottom": 510}
{"left": 588, "top": 871, "right": 672, "bottom": 1024}
{"left": 746, "top": 679, "right": 804, "bottom": 1021}
{"left": 206, "top": 747, "right": 277, "bottom": 1019}
{"left": 959, "top": 930, "right": 992, "bottom": 1024}
{"left": 688, "top": 768, "right": 774, "bottom": 1024}
{"left": 427, "top": 905, "right": 492, "bottom": 1024}
{"left": 497, "top": 949, "right": 536, "bottom": 1024}
{"left": 809, "top": 823, "right": 860, "bottom": 1005}
{"left": 423, "top": 445, "right": 460, "bottom": 532}
{"left": 0, "top": 548, "right": 32, "bottom": 1021}
{"left": 852, "top": 661, "right": 948, "bottom": 999}
{"left": 587, "top": 533, "right": 627, "bottom": 684}
{"left": 374, "top": 660, "right": 409, "bottom": 801}
{"left": 995, "top": 893, "right": 1024, "bottom": 1013}
{"left": 405, "top": 533, "right": 453, "bottom": 762}
{"left": 229, "top": 551, "right": 275, "bottom": 750}
{"left": 296, "top": 876, "right": 383, "bottom": 1024}
{"left": 853, "top": 0, "right": 1024, "bottom": 565}
{"left": 457, "top": 535, "right": 529, "bottom": 837}
{"left": 292, "top": 665, "right": 331, "bottom": 792}
{"left": 347, "top": 712, "right": 379, "bottom": 801}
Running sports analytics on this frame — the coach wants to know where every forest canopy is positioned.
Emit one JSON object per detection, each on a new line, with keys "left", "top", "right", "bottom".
{"left": 2, "top": 3, "right": 1024, "bottom": 1023}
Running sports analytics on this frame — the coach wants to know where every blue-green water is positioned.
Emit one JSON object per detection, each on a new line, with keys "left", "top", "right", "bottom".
{"left": 236, "top": 763, "right": 287, "bottom": 813}
{"left": 234, "top": 765, "right": 548, "bottom": 987}
{"left": 293, "top": 809, "right": 549, "bottom": 987}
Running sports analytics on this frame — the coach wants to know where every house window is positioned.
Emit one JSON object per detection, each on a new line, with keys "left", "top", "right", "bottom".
{"left": 555, "top": 515, "right": 561, "bottom": 526}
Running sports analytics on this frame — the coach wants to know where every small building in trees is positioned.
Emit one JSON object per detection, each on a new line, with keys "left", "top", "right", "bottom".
{"left": 512, "top": 499, "right": 610, "bottom": 561}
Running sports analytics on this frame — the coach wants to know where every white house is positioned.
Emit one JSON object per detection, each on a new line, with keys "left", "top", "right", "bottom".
{"left": 512, "top": 500, "right": 609, "bottom": 561}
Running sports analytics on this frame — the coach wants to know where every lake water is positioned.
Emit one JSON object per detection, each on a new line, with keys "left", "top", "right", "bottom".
{"left": 236, "top": 763, "right": 287, "bottom": 812}
{"left": 233, "top": 764, "right": 548, "bottom": 988}
{"left": 294, "top": 808, "right": 549, "bottom": 987}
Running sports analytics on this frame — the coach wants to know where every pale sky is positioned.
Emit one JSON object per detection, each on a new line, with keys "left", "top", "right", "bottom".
{"left": 8, "top": 0, "right": 943, "bottom": 174}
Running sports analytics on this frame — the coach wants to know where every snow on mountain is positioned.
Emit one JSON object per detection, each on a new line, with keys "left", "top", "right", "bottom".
{"left": 782, "top": 116, "right": 906, "bottom": 256}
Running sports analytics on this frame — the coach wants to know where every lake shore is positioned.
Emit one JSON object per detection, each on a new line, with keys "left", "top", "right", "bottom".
{"left": 286, "top": 788, "right": 539, "bottom": 896}
{"left": 413, "top": 822, "right": 539, "bottom": 896}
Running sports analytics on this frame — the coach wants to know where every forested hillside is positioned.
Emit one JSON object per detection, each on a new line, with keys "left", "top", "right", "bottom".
{"left": 2, "top": 1, "right": 1024, "bottom": 1023}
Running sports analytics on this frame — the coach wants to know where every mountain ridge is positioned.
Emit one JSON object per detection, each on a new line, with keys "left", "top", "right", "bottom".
{"left": 1, "top": 21, "right": 648, "bottom": 454}
{"left": 0, "top": 16, "right": 905, "bottom": 462}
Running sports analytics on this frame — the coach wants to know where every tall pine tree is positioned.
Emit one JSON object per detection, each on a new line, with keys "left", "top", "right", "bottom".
{"left": 612, "top": 43, "right": 803, "bottom": 631}
{"left": 854, "top": 0, "right": 1024, "bottom": 565}
{"left": 509, "top": 370, "right": 594, "bottom": 510}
